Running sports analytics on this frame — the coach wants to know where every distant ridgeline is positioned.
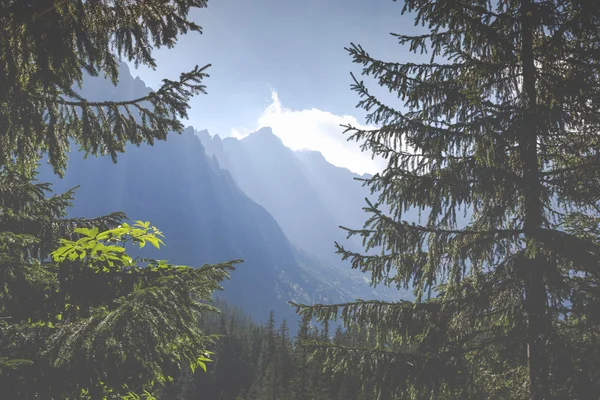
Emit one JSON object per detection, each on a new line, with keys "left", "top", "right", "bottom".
{"left": 36, "top": 63, "right": 409, "bottom": 332}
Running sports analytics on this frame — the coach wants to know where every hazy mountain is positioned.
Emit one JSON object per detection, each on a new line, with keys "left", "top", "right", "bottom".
{"left": 36, "top": 63, "right": 405, "bottom": 328}
{"left": 197, "top": 128, "right": 374, "bottom": 268}
{"left": 38, "top": 129, "right": 397, "bottom": 328}
{"left": 196, "top": 127, "right": 420, "bottom": 303}
{"left": 294, "top": 148, "right": 374, "bottom": 248}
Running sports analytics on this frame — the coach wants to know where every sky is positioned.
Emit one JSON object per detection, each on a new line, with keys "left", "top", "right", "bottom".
{"left": 127, "top": 0, "right": 425, "bottom": 175}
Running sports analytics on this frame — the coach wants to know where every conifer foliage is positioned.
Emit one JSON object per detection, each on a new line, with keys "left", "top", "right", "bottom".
{"left": 293, "top": 1, "right": 600, "bottom": 399}
{"left": 172, "top": 303, "right": 377, "bottom": 400}
{"left": 0, "top": 0, "right": 210, "bottom": 174}
{"left": 0, "top": 169, "right": 237, "bottom": 398}
{"left": 0, "top": 0, "right": 238, "bottom": 398}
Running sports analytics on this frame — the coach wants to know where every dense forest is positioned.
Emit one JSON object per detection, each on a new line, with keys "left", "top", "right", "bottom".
{"left": 3, "top": 0, "right": 600, "bottom": 399}
{"left": 163, "top": 299, "right": 379, "bottom": 400}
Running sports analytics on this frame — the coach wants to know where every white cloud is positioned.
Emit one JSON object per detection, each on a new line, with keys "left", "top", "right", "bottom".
{"left": 230, "top": 89, "right": 385, "bottom": 175}
{"left": 230, "top": 128, "right": 247, "bottom": 139}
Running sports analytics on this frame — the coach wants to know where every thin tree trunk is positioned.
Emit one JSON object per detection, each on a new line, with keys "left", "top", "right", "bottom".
{"left": 520, "top": 1, "right": 550, "bottom": 399}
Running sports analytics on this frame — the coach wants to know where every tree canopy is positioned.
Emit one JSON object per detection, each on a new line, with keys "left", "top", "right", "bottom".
{"left": 294, "top": 1, "right": 600, "bottom": 399}
{"left": 0, "top": 0, "right": 210, "bottom": 174}
{"left": 0, "top": 171, "right": 237, "bottom": 397}
{"left": 0, "top": 1, "right": 241, "bottom": 398}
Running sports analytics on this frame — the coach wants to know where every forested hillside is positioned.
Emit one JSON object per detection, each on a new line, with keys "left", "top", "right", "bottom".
{"left": 163, "top": 299, "right": 379, "bottom": 400}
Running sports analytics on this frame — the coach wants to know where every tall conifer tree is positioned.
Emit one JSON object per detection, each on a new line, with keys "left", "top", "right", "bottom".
{"left": 294, "top": 1, "right": 600, "bottom": 399}
{"left": 0, "top": 1, "right": 237, "bottom": 397}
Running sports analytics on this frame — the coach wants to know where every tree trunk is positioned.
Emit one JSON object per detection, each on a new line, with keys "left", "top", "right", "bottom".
{"left": 520, "top": 1, "right": 550, "bottom": 399}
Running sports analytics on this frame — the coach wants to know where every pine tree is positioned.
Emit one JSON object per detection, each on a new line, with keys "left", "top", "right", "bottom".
{"left": 276, "top": 320, "right": 294, "bottom": 400}
{"left": 0, "top": 170, "right": 238, "bottom": 397}
{"left": 304, "top": 325, "right": 332, "bottom": 400}
{"left": 0, "top": 0, "right": 210, "bottom": 175}
{"left": 266, "top": 311, "right": 276, "bottom": 337}
{"left": 294, "top": 1, "right": 600, "bottom": 399}
{"left": 0, "top": 1, "right": 238, "bottom": 397}
{"left": 260, "top": 313, "right": 282, "bottom": 400}
{"left": 0, "top": 168, "right": 124, "bottom": 377}
{"left": 291, "top": 315, "right": 311, "bottom": 400}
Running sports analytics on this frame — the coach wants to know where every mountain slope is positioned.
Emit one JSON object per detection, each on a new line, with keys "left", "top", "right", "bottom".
{"left": 198, "top": 128, "right": 373, "bottom": 268}
{"left": 35, "top": 63, "right": 407, "bottom": 328}
{"left": 197, "top": 127, "right": 418, "bottom": 302}
{"left": 38, "top": 129, "right": 378, "bottom": 326}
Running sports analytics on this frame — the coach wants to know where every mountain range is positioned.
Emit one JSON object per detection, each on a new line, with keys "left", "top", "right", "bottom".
{"left": 37, "top": 63, "right": 410, "bottom": 328}
{"left": 197, "top": 127, "right": 372, "bottom": 269}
